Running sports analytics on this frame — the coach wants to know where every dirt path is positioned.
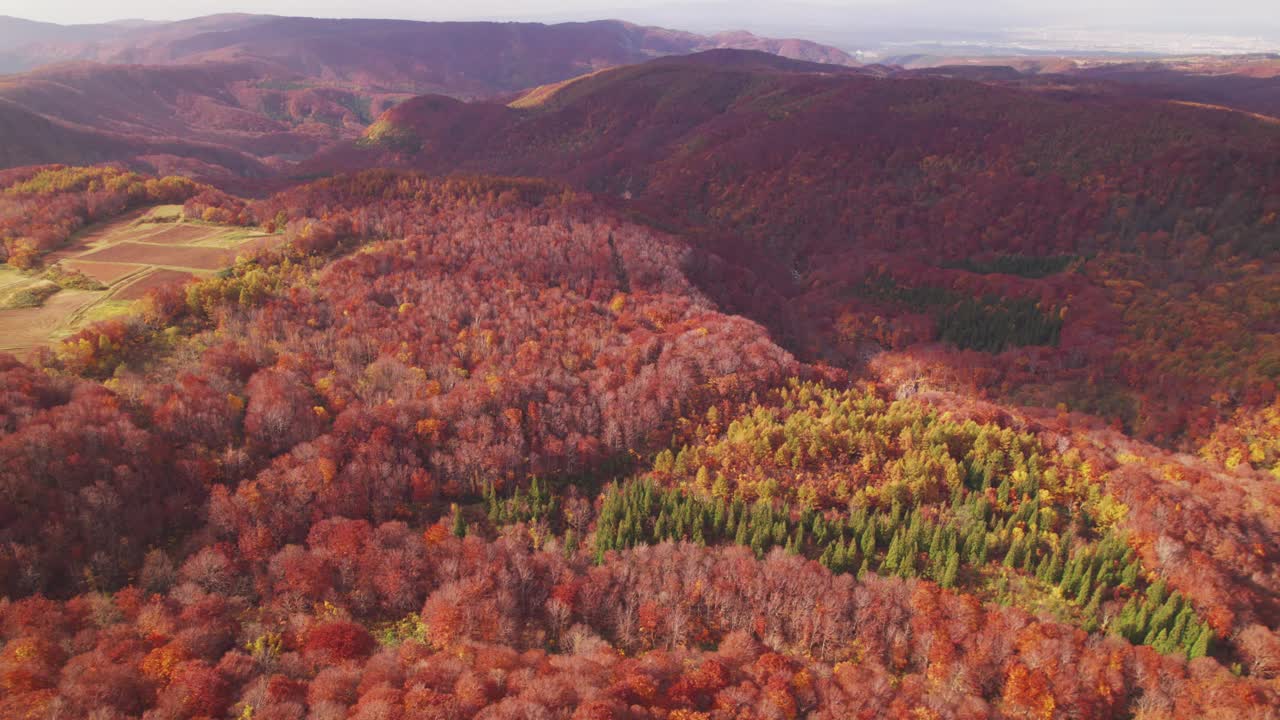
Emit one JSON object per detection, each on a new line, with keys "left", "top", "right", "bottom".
{"left": 0, "top": 290, "right": 102, "bottom": 358}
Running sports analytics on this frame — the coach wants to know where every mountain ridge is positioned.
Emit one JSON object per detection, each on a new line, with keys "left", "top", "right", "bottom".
{"left": 311, "top": 49, "right": 1280, "bottom": 451}
{"left": 0, "top": 14, "right": 859, "bottom": 77}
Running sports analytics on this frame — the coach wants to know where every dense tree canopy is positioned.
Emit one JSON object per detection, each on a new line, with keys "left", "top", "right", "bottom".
{"left": 2, "top": 58, "right": 1279, "bottom": 716}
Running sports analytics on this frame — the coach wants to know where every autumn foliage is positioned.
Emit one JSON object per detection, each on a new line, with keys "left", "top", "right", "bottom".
{"left": 0, "top": 165, "right": 202, "bottom": 268}
{"left": 2, "top": 49, "right": 1280, "bottom": 717}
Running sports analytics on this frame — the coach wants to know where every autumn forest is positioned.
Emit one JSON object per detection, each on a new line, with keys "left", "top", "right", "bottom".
{"left": 1, "top": 13, "right": 1279, "bottom": 720}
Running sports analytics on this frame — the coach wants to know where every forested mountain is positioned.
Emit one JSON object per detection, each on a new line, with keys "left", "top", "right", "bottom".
{"left": 0, "top": 15, "right": 857, "bottom": 79}
{"left": 2, "top": 167, "right": 1278, "bottom": 719}
{"left": 0, "top": 17, "right": 854, "bottom": 180}
{"left": 0, "top": 61, "right": 389, "bottom": 183}
{"left": 894, "top": 55, "right": 1280, "bottom": 120}
{"left": 0, "top": 15, "right": 150, "bottom": 54}
{"left": 0, "top": 18, "right": 1278, "bottom": 720}
{"left": 311, "top": 49, "right": 1280, "bottom": 449}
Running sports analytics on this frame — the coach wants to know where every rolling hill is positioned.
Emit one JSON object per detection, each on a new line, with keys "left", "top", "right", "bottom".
{"left": 1, "top": 167, "right": 1277, "bottom": 719}
{"left": 0, "top": 14, "right": 857, "bottom": 86}
{"left": 897, "top": 54, "right": 1280, "bottom": 120}
{"left": 313, "top": 49, "right": 1280, "bottom": 448}
{"left": 0, "top": 23, "right": 1279, "bottom": 719}
{"left": 0, "top": 16, "right": 857, "bottom": 182}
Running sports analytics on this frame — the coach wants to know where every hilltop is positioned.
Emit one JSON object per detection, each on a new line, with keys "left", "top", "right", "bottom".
{"left": 312, "top": 49, "right": 1280, "bottom": 449}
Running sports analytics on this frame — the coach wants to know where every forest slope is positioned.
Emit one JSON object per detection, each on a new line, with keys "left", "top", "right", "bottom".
{"left": 0, "top": 170, "right": 1277, "bottom": 718}
{"left": 0, "top": 15, "right": 856, "bottom": 85}
{"left": 899, "top": 55, "right": 1280, "bottom": 119}
{"left": 0, "top": 18, "right": 856, "bottom": 181}
{"left": 316, "top": 49, "right": 1280, "bottom": 451}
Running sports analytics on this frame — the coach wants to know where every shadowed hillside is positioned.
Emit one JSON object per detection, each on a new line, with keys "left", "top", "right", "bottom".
{"left": 0, "top": 15, "right": 857, "bottom": 85}
{"left": 311, "top": 49, "right": 1280, "bottom": 447}
{"left": 0, "top": 17, "right": 857, "bottom": 181}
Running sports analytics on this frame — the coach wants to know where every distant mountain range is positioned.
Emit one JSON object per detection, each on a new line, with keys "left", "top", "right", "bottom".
{"left": 0, "top": 14, "right": 857, "bottom": 80}
{"left": 0, "top": 14, "right": 860, "bottom": 187}
{"left": 0, "top": 14, "right": 1276, "bottom": 189}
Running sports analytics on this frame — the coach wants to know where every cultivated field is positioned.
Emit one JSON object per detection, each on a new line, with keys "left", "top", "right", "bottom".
{"left": 0, "top": 206, "right": 281, "bottom": 359}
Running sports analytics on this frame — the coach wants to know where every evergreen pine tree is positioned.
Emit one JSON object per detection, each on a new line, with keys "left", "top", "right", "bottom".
{"left": 941, "top": 551, "right": 960, "bottom": 588}
{"left": 884, "top": 531, "right": 904, "bottom": 573}
{"left": 898, "top": 538, "right": 917, "bottom": 578}
{"left": 451, "top": 505, "right": 467, "bottom": 538}
{"left": 1035, "top": 552, "right": 1052, "bottom": 582}
{"left": 1146, "top": 579, "right": 1168, "bottom": 607}
{"left": 1084, "top": 584, "right": 1106, "bottom": 620}
{"left": 1152, "top": 629, "right": 1173, "bottom": 655}
{"left": 485, "top": 483, "right": 500, "bottom": 523}
{"left": 1187, "top": 624, "right": 1212, "bottom": 660}
{"left": 832, "top": 539, "right": 849, "bottom": 572}
{"left": 1003, "top": 534, "right": 1024, "bottom": 569}
{"left": 1046, "top": 551, "right": 1064, "bottom": 586}
{"left": 1169, "top": 606, "right": 1192, "bottom": 648}
{"left": 1142, "top": 624, "right": 1161, "bottom": 646}
{"left": 908, "top": 509, "right": 924, "bottom": 546}
{"left": 751, "top": 523, "right": 768, "bottom": 558}
{"left": 1148, "top": 593, "right": 1182, "bottom": 636}
{"left": 1021, "top": 540, "right": 1038, "bottom": 573}
{"left": 1074, "top": 566, "right": 1095, "bottom": 605}
{"left": 1120, "top": 559, "right": 1140, "bottom": 589}
{"left": 1060, "top": 556, "right": 1081, "bottom": 596}
{"left": 1134, "top": 605, "right": 1151, "bottom": 641}
{"left": 861, "top": 523, "right": 877, "bottom": 557}
{"left": 1114, "top": 596, "right": 1140, "bottom": 641}
{"left": 929, "top": 524, "right": 945, "bottom": 559}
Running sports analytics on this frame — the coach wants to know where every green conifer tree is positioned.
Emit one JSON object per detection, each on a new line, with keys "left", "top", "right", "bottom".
{"left": 861, "top": 523, "right": 877, "bottom": 557}
{"left": 1187, "top": 623, "right": 1212, "bottom": 660}
{"left": 1120, "top": 559, "right": 1140, "bottom": 589}
{"left": 898, "top": 538, "right": 917, "bottom": 578}
{"left": 819, "top": 543, "right": 835, "bottom": 569}
{"left": 832, "top": 540, "right": 849, "bottom": 572}
{"left": 451, "top": 505, "right": 467, "bottom": 538}
{"left": 884, "top": 531, "right": 904, "bottom": 573}
{"left": 1074, "top": 566, "right": 1095, "bottom": 605}
{"left": 941, "top": 551, "right": 960, "bottom": 589}
{"left": 1003, "top": 534, "right": 1024, "bottom": 569}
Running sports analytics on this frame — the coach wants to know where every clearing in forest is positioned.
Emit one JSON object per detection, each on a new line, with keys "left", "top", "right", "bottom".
{"left": 0, "top": 205, "right": 280, "bottom": 359}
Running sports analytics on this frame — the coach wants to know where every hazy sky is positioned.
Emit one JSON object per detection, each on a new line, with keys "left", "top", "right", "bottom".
{"left": 6, "top": 0, "right": 1279, "bottom": 48}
